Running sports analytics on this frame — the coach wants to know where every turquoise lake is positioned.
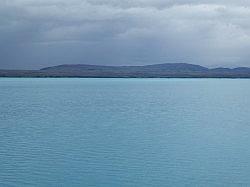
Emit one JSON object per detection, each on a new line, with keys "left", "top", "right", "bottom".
{"left": 1, "top": 78, "right": 250, "bottom": 186}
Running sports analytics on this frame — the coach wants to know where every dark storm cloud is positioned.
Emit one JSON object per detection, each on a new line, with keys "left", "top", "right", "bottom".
{"left": 1, "top": 0, "right": 250, "bottom": 69}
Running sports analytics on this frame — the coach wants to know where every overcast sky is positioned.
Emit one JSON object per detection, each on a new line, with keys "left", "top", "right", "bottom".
{"left": 1, "top": 0, "right": 250, "bottom": 69}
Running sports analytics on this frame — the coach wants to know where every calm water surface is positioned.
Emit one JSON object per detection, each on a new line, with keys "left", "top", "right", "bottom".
{"left": 1, "top": 78, "right": 250, "bottom": 186}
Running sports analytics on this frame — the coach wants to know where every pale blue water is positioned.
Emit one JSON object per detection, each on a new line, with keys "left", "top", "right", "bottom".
{"left": 1, "top": 78, "right": 250, "bottom": 186}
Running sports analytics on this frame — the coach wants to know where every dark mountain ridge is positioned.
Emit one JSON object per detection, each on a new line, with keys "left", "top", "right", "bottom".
{"left": 41, "top": 63, "right": 208, "bottom": 72}
{"left": 1, "top": 63, "right": 250, "bottom": 78}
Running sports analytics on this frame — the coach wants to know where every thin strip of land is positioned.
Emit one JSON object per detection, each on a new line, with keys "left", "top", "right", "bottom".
{"left": 1, "top": 63, "right": 250, "bottom": 78}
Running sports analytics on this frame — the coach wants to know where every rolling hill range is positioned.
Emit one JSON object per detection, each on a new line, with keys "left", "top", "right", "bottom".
{"left": 1, "top": 63, "right": 250, "bottom": 78}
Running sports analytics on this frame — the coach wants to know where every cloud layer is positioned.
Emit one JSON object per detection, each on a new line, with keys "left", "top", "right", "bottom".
{"left": 1, "top": 0, "right": 250, "bottom": 69}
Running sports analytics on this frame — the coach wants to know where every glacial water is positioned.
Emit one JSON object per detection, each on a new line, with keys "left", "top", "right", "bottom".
{"left": 1, "top": 78, "right": 250, "bottom": 186}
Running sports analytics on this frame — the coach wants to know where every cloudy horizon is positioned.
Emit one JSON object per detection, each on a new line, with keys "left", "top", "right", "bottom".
{"left": 1, "top": 0, "right": 250, "bottom": 70}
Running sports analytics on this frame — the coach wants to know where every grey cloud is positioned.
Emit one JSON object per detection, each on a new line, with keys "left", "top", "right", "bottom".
{"left": 0, "top": 0, "right": 250, "bottom": 69}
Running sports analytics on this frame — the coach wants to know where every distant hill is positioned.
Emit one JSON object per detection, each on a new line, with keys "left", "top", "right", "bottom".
{"left": 1, "top": 63, "right": 250, "bottom": 78}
